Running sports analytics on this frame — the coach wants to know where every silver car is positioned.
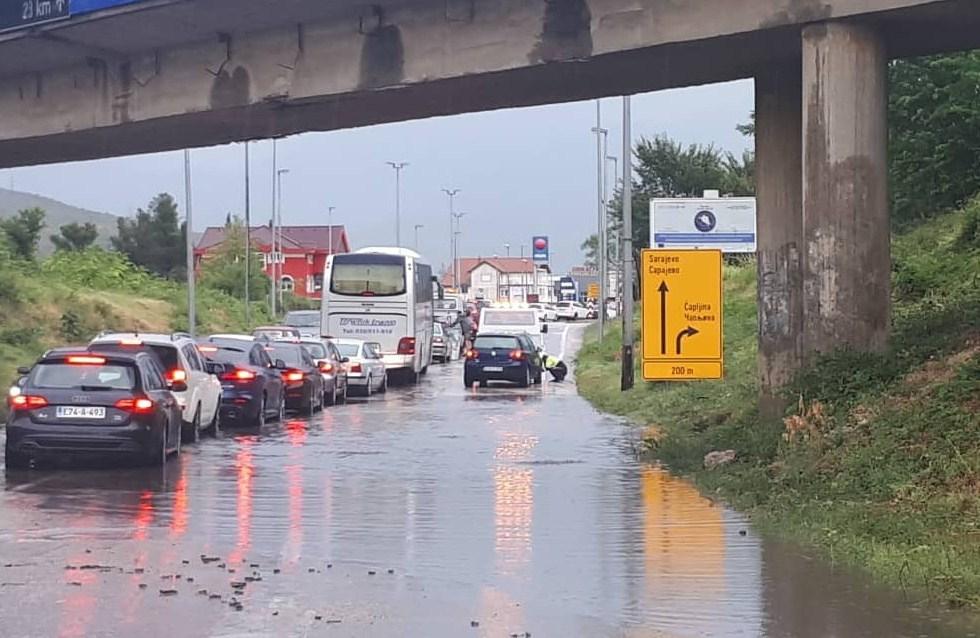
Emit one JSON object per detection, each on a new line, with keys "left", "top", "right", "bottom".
{"left": 332, "top": 339, "right": 387, "bottom": 396}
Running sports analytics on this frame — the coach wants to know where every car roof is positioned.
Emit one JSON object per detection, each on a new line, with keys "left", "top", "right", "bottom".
{"left": 474, "top": 333, "right": 525, "bottom": 339}
{"left": 206, "top": 333, "right": 255, "bottom": 342}
{"left": 91, "top": 332, "right": 184, "bottom": 345}
{"left": 40, "top": 347, "right": 147, "bottom": 364}
{"left": 254, "top": 325, "right": 299, "bottom": 331}
{"left": 331, "top": 338, "right": 367, "bottom": 346}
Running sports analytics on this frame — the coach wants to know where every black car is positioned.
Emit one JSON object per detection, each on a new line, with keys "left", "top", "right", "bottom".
{"left": 5, "top": 349, "right": 183, "bottom": 468}
{"left": 266, "top": 342, "right": 325, "bottom": 415}
{"left": 463, "top": 333, "right": 544, "bottom": 388}
{"left": 299, "top": 339, "right": 349, "bottom": 406}
{"left": 198, "top": 338, "right": 286, "bottom": 427}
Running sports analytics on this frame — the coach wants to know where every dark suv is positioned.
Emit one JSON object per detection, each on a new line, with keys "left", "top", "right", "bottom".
{"left": 5, "top": 349, "right": 184, "bottom": 468}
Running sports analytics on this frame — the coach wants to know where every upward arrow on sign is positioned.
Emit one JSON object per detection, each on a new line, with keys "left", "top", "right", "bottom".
{"left": 658, "top": 280, "right": 668, "bottom": 355}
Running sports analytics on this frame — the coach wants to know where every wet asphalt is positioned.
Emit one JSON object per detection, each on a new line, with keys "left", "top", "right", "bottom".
{"left": 1, "top": 323, "right": 980, "bottom": 637}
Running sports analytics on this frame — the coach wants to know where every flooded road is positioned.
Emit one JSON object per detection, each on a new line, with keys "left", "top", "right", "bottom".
{"left": 1, "top": 323, "right": 979, "bottom": 637}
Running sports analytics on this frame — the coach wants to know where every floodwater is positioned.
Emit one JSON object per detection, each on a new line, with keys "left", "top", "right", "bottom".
{"left": 1, "top": 324, "right": 978, "bottom": 637}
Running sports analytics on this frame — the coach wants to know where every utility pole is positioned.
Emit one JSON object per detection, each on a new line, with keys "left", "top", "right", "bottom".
{"left": 244, "top": 142, "right": 251, "bottom": 328}
{"left": 414, "top": 224, "right": 424, "bottom": 251}
{"left": 621, "top": 95, "right": 635, "bottom": 391}
{"left": 388, "top": 162, "right": 408, "bottom": 247}
{"left": 270, "top": 139, "right": 278, "bottom": 318}
{"left": 504, "top": 243, "right": 511, "bottom": 257}
{"left": 183, "top": 149, "right": 196, "bottom": 337}
{"left": 592, "top": 101, "right": 608, "bottom": 340}
{"left": 442, "top": 189, "right": 460, "bottom": 287}
{"left": 452, "top": 211, "right": 467, "bottom": 288}
{"left": 276, "top": 167, "right": 290, "bottom": 315}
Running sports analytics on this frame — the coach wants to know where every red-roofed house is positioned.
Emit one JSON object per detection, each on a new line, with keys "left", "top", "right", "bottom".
{"left": 442, "top": 257, "right": 552, "bottom": 303}
{"left": 194, "top": 225, "right": 350, "bottom": 299}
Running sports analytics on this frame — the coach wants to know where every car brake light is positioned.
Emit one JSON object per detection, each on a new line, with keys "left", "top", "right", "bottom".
{"left": 9, "top": 395, "right": 47, "bottom": 409}
{"left": 66, "top": 355, "right": 106, "bottom": 365}
{"left": 118, "top": 338, "right": 143, "bottom": 345}
{"left": 318, "top": 362, "right": 334, "bottom": 374}
{"left": 509, "top": 350, "right": 525, "bottom": 361}
{"left": 222, "top": 369, "right": 256, "bottom": 382}
{"left": 284, "top": 371, "right": 305, "bottom": 382}
{"left": 166, "top": 368, "right": 187, "bottom": 383}
{"left": 198, "top": 345, "right": 218, "bottom": 353}
{"left": 397, "top": 337, "right": 416, "bottom": 355}
{"left": 114, "top": 397, "right": 155, "bottom": 414}
{"left": 465, "top": 349, "right": 478, "bottom": 360}
{"left": 349, "top": 363, "right": 362, "bottom": 373}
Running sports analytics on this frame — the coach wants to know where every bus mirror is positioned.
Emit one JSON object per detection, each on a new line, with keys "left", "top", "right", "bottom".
{"left": 541, "top": 324, "right": 549, "bottom": 334}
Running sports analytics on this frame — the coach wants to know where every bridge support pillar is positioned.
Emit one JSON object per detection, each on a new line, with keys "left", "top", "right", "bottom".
{"left": 755, "top": 64, "right": 804, "bottom": 417}
{"left": 801, "top": 22, "right": 890, "bottom": 357}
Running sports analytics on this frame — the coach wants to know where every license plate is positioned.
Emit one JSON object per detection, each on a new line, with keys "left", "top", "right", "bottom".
{"left": 483, "top": 366, "right": 503, "bottom": 373}
{"left": 56, "top": 406, "right": 106, "bottom": 419}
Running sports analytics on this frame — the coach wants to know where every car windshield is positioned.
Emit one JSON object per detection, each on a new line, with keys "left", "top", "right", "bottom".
{"left": 473, "top": 336, "right": 520, "bottom": 350}
{"left": 255, "top": 328, "right": 299, "bottom": 340}
{"left": 335, "top": 343, "right": 360, "bottom": 357}
{"left": 301, "top": 342, "right": 328, "bottom": 359}
{"left": 203, "top": 347, "right": 248, "bottom": 365}
{"left": 330, "top": 254, "right": 406, "bottom": 296}
{"left": 91, "top": 342, "right": 179, "bottom": 371}
{"left": 269, "top": 345, "right": 304, "bottom": 366}
{"left": 284, "top": 311, "right": 320, "bottom": 328}
{"left": 557, "top": 302, "right": 570, "bottom": 308}
{"left": 32, "top": 362, "right": 137, "bottom": 390}
{"left": 482, "top": 310, "right": 537, "bottom": 326}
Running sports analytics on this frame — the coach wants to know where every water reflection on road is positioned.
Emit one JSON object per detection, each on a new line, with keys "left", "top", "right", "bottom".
{"left": 0, "top": 325, "right": 978, "bottom": 637}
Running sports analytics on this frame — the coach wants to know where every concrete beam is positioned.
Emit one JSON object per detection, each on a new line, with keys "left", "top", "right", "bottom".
{"left": 755, "top": 63, "right": 803, "bottom": 416}
{"left": 801, "top": 22, "right": 890, "bottom": 356}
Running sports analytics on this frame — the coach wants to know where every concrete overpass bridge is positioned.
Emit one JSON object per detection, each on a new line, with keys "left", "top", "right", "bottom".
{"left": 2, "top": 0, "right": 979, "bottom": 406}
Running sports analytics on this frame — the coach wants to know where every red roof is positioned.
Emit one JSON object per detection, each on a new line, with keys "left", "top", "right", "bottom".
{"left": 195, "top": 225, "right": 349, "bottom": 254}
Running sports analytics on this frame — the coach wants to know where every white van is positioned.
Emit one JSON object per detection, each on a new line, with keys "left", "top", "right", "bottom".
{"left": 477, "top": 307, "right": 548, "bottom": 348}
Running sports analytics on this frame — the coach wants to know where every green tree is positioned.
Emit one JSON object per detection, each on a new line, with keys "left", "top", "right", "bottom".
{"left": 112, "top": 193, "right": 186, "bottom": 278}
{"left": 50, "top": 222, "right": 98, "bottom": 252}
{"left": 198, "top": 217, "right": 270, "bottom": 300}
{"left": 0, "top": 207, "right": 46, "bottom": 261}
{"left": 889, "top": 52, "right": 980, "bottom": 227}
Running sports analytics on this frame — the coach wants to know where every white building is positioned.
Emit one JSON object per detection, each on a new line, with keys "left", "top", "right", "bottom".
{"left": 443, "top": 257, "right": 554, "bottom": 303}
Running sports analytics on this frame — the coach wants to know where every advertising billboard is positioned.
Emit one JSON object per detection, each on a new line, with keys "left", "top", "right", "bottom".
{"left": 532, "top": 236, "right": 549, "bottom": 262}
{"left": 650, "top": 197, "right": 757, "bottom": 253}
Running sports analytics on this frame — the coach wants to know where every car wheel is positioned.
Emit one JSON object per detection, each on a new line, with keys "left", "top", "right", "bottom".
{"left": 304, "top": 389, "right": 317, "bottom": 416}
{"left": 253, "top": 396, "right": 267, "bottom": 428}
{"left": 379, "top": 374, "right": 387, "bottom": 394}
{"left": 325, "top": 383, "right": 337, "bottom": 407}
{"left": 150, "top": 429, "right": 167, "bottom": 466}
{"left": 340, "top": 383, "right": 348, "bottom": 404}
{"left": 276, "top": 397, "right": 286, "bottom": 423}
{"left": 519, "top": 367, "right": 531, "bottom": 388}
{"left": 208, "top": 403, "right": 220, "bottom": 436}
{"left": 182, "top": 408, "right": 200, "bottom": 444}
{"left": 4, "top": 447, "right": 30, "bottom": 470}
{"left": 534, "top": 370, "right": 543, "bottom": 385}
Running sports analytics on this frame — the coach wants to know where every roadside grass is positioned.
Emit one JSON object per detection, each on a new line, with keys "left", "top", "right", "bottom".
{"left": 576, "top": 204, "right": 980, "bottom": 607}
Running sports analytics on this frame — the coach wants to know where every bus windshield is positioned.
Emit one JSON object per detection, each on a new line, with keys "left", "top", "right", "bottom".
{"left": 330, "top": 254, "right": 406, "bottom": 297}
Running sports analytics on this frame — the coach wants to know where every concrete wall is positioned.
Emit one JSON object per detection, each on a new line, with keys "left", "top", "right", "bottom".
{"left": 0, "top": 0, "right": 971, "bottom": 167}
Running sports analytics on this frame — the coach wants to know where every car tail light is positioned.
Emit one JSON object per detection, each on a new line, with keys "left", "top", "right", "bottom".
{"left": 9, "top": 395, "right": 48, "bottom": 410}
{"left": 433, "top": 337, "right": 444, "bottom": 344}
{"left": 118, "top": 338, "right": 143, "bottom": 345}
{"left": 465, "top": 349, "right": 479, "bottom": 360}
{"left": 318, "top": 362, "right": 334, "bottom": 374}
{"left": 397, "top": 337, "right": 416, "bottom": 355}
{"left": 349, "top": 363, "right": 362, "bottom": 373}
{"left": 198, "top": 345, "right": 218, "bottom": 353}
{"left": 283, "top": 370, "right": 305, "bottom": 383}
{"left": 166, "top": 368, "right": 187, "bottom": 383}
{"left": 509, "top": 350, "right": 525, "bottom": 361}
{"left": 222, "top": 369, "right": 256, "bottom": 382}
{"left": 66, "top": 355, "right": 106, "bottom": 365}
{"left": 115, "top": 397, "right": 155, "bottom": 414}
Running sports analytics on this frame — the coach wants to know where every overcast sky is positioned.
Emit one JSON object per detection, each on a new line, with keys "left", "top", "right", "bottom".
{"left": 1, "top": 79, "right": 753, "bottom": 273}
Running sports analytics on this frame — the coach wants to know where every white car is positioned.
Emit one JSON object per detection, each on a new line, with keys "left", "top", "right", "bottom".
{"left": 89, "top": 332, "right": 222, "bottom": 442}
{"left": 478, "top": 307, "right": 548, "bottom": 349}
{"left": 529, "top": 303, "right": 558, "bottom": 322}
{"left": 556, "top": 301, "right": 588, "bottom": 321}
{"left": 332, "top": 339, "right": 387, "bottom": 396}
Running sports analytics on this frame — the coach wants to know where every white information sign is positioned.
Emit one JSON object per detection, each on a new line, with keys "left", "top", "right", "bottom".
{"left": 650, "top": 197, "right": 757, "bottom": 253}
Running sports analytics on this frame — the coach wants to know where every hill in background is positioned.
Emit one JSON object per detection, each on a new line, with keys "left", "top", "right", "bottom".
{"left": 0, "top": 187, "right": 118, "bottom": 255}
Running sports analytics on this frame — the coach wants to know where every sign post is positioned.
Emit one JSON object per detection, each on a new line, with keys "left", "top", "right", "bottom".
{"left": 641, "top": 249, "right": 723, "bottom": 381}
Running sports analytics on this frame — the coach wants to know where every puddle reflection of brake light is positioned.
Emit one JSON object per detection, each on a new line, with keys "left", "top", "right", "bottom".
{"left": 9, "top": 395, "right": 47, "bottom": 409}
{"left": 115, "top": 397, "right": 155, "bottom": 414}
{"left": 66, "top": 355, "right": 106, "bottom": 365}
{"left": 166, "top": 369, "right": 187, "bottom": 383}
{"left": 222, "top": 369, "right": 256, "bottom": 382}
{"left": 283, "top": 371, "right": 305, "bottom": 382}
{"left": 397, "top": 337, "right": 416, "bottom": 355}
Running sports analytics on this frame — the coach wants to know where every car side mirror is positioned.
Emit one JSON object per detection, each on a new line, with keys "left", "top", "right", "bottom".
{"left": 16, "top": 366, "right": 30, "bottom": 375}
{"left": 204, "top": 362, "right": 223, "bottom": 375}
{"left": 341, "top": 357, "right": 350, "bottom": 363}
{"left": 169, "top": 380, "right": 188, "bottom": 393}
{"left": 541, "top": 324, "right": 549, "bottom": 334}
{"left": 275, "top": 359, "right": 288, "bottom": 370}
{"left": 16, "top": 375, "right": 27, "bottom": 387}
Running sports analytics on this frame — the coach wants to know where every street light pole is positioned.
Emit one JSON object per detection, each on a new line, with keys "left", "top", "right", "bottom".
{"left": 452, "top": 211, "right": 467, "bottom": 288}
{"left": 606, "top": 153, "right": 620, "bottom": 307}
{"left": 621, "top": 95, "right": 635, "bottom": 391}
{"left": 442, "top": 188, "right": 460, "bottom": 287}
{"left": 387, "top": 162, "right": 408, "bottom": 247}
{"left": 270, "top": 139, "right": 278, "bottom": 318}
{"left": 244, "top": 142, "right": 251, "bottom": 328}
{"left": 183, "top": 149, "right": 196, "bottom": 337}
{"left": 276, "top": 167, "right": 290, "bottom": 314}
{"left": 591, "top": 101, "right": 608, "bottom": 340}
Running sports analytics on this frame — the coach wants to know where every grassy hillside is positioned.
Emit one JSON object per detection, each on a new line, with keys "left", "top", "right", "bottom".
{"left": 577, "top": 202, "right": 980, "bottom": 606}
{"left": 0, "top": 187, "right": 119, "bottom": 255}
{"left": 0, "top": 248, "right": 269, "bottom": 393}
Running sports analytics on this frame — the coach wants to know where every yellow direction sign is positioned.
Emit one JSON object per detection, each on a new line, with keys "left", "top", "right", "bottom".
{"left": 586, "top": 283, "right": 600, "bottom": 300}
{"left": 641, "top": 249, "right": 723, "bottom": 381}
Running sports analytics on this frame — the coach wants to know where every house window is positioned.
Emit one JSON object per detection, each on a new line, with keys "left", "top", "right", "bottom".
{"left": 313, "top": 273, "right": 323, "bottom": 291}
{"left": 480, "top": 272, "right": 492, "bottom": 282}
{"left": 280, "top": 275, "right": 295, "bottom": 293}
